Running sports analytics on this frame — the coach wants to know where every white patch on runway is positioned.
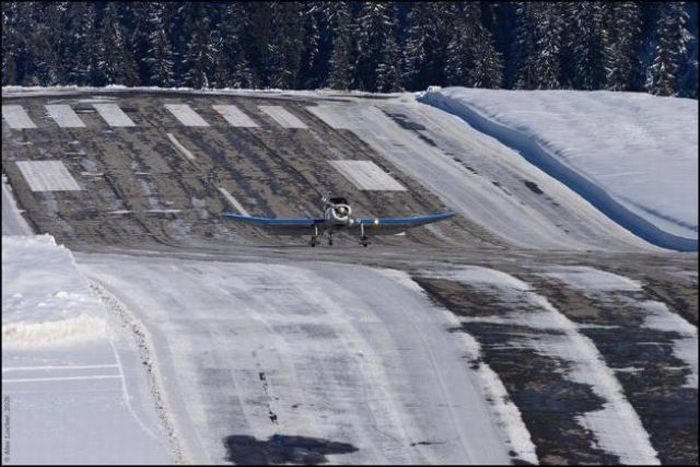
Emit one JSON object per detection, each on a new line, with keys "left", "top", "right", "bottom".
{"left": 218, "top": 187, "right": 250, "bottom": 216}
{"left": 167, "top": 133, "right": 196, "bottom": 161}
{"left": 91, "top": 103, "right": 136, "bottom": 127}
{"left": 165, "top": 104, "right": 210, "bottom": 127}
{"left": 16, "top": 160, "right": 82, "bottom": 191}
{"left": 45, "top": 104, "right": 86, "bottom": 128}
{"left": 2, "top": 105, "right": 37, "bottom": 129}
{"left": 258, "top": 105, "right": 308, "bottom": 128}
{"left": 329, "top": 160, "right": 405, "bottom": 191}
{"left": 306, "top": 105, "right": 355, "bottom": 129}
{"left": 212, "top": 105, "right": 259, "bottom": 127}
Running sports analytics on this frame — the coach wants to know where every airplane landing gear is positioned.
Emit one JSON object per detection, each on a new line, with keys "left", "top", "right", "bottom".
{"left": 310, "top": 225, "right": 319, "bottom": 247}
{"left": 328, "top": 233, "right": 334, "bottom": 246}
{"left": 359, "top": 223, "right": 369, "bottom": 247}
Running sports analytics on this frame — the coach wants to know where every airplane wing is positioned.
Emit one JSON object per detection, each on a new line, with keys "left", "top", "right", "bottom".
{"left": 354, "top": 212, "right": 455, "bottom": 235}
{"left": 222, "top": 212, "right": 326, "bottom": 235}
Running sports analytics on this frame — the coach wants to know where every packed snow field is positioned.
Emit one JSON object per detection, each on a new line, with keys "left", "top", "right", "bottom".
{"left": 2, "top": 86, "right": 697, "bottom": 465}
{"left": 420, "top": 87, "right": 699, "bottom": 251}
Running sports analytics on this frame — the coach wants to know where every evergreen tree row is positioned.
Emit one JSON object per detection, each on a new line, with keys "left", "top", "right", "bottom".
{"left": 2, "top": 2, "right": 697, "bottom": 98}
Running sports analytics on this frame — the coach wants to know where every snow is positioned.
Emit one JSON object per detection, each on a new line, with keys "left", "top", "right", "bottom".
{"left": 212, "top": 104, "right": 259, "bottom": 127}
{"left": 426, "top": 265, "right": 660, "bottom": 464}
{"left": 217, "top": 187, "right": 250, "bottom": 216}
{"left": 420, "top": 87, "right": 698, "bottom": 251}
{"left": 2, "top": 175, "right": 33, "bottom": 235}
{"left": 309, "top": 100, "right": 654, "bottom": 251}
{"left": 45, "top": 104, "right": 86, "bottom": 128}
{"left": 1, "top": 235, "right": 173, "bottom": 463}
{"left": 91, "top": 103, "right": 136, "bottom": 127}
{"left": 541, "top": 266, "right": 698, "bottom": 389}
{"left": 164, "top": 103, "right": 210, "bottom": 127}
{"left": 258, "top": 105, "right": 309, "bottom": 128}
{"left": 328, "top": 160, "right": 406, "bottom": 191}
{"left": 75, "top": 255, "right": 521, "bottom": 464}
{"left": 166, "top": 132, "right": 196, "bottom": 161}
{"left": 15, "top": 160, "right": 82, "bottom": 192}
{"left": 1, "top": 104, "right": 37, "bottom": 129}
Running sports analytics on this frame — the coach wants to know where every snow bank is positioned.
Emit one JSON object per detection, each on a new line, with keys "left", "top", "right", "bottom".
{"left": 2, "top": 235, "right": 107, "bottom": 347}
{"left": 419, "top": 88, "right": 698, "bottom": 251}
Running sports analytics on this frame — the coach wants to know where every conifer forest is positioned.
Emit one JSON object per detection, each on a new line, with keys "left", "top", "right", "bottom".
{"left": 2, "top": 2, "right": 697, "bottom": 98}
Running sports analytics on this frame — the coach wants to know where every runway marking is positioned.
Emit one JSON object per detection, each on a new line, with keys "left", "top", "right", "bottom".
{"left": 165, "top": 103, "right": 210, "bottom": 126}
{"left": 258, "top": 105, "right": 308, "bottom": 128}
{"left": 306, "top": 105, "right": 355, "bottom": 129}
{"left": 15, "top": 160, "right": 82, "bottom": 191}
{"left": 92, "top": 103, "right": 136, "bottom": 127}
{"left": 329, "top": 160, "right": 406, "bottom": 191}
{"left": 212, "top": 104, "right": 259, "bottom": 127}
{"left": 3, "top": 374, "right": 121, "bottom": 383}
{"left": 218, "top": 187, "right": 250, "bottom": 216}
{"left": 167, "top": 133, "right": 196, "bottom": 161}
{"left": 2, "top": 364, "right": 119, "bottom": 372}
{"left": 45, "top": 104, "right": 86, "bottom": 127}
{"left": 2, "top": 105, "right": 37, "bottom": 129}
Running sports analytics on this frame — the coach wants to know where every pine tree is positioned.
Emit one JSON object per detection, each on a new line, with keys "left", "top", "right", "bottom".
{"left": 94, "top": 2, "right": 139, "bottom": 86}
{"left": 211, "top": 3, "right": 254, "bottom": 88}
{"left": 532, "top": 3, "right": 563, "bottom": 89}
{"left": 2, "top": 3, "right": 19, "bottom": 85}
{"left": 327, "top": 2, "right": 354, "bottom": 90}
{"left": 677, "top": 2, "right": 698, "bottom": 98}
{"left": 29, "top": 2, "right": 64, "bottom": 85}
{"left": 266, "top": 2, "right": 303, "bottom": 89}
{"left": 604, "top": 2, "right": 642, "bottom": 91}
{"left": 61, "top": 2, "right": 95, "bottom": 86}
{"left": 646, "top": 2, "right": 692, "bottom": 96}
{"left": 143, "top": 2, "right": 175, "bottom": 87}
{"left": 572, "top": 2, "right": 607, "bottom": 89}
{"left": 353, "top": 2, "right": 399, "bottom": 92}
{"left": 513, "top": 2, "right": 538, "bottom": 89}
{"left": 122, "top": 2, "right": 152, "bottom": 85}
{"left": 376, "top": 16, "right": 401, "bottom": 92}
{"left": 180, "top": 2, "right": 215, "bottom": 88}
{"left": 403, "top": 3, "right": 455, "bottom": 90}
{"left": 297, "top": 2, "right": 324, "bottom": 89}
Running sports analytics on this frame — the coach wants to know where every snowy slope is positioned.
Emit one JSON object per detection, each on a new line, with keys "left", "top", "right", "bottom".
{"left": 420, "top": 87, "right": 698, "bottom": 251}
{"left": 1, "top": 235, "right": 174, "bottom": 463}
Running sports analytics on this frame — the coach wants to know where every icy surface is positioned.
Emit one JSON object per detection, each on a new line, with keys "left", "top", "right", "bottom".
{"left": 76, "top": 255, "right": 518, "bottom": 464}
{"left": 427, "top": 265, "right": 660, "bottom": 464}
{"left": 542, "top": 266, "right": 698, "bottom": 389}
{"left": 421, "top": 88, "right": 698, "bottom": 251}
{"left": 1, "top": 235, "right": 172, "bottom": 463}
{"left": 2, "top": 175, "right": 33, "bottom": 235}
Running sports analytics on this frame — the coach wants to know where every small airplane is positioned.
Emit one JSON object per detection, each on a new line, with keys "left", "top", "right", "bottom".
{"left": 222, "top": 196, "right": 455, "bottom": 247}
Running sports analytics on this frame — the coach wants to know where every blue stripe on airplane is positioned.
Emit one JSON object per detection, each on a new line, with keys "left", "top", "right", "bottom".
{"left": 356, "top": 212, "right": 454, "bottom": 225}
{"left": 222, "top": 212, "right": 323, "bottom": 225}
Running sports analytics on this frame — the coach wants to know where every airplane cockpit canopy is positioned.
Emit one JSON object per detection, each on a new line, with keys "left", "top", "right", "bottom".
{"left": 329, "top": 197, "right": 348, "bottom": 205}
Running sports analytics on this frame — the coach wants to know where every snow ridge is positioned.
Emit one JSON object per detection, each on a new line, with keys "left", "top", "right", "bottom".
{"left": 419, "top": 88, "right": 698, "bottom": 252}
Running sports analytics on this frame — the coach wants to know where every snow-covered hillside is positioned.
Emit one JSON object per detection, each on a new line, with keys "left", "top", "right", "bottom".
{"left": 420, "top": 87, "right": 698, "bottom": 251}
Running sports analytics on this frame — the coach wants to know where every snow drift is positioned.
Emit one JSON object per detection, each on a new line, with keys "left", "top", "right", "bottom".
{"left": 2, "top": 235, "right": 108, "bottom": 347}
{"left": 419, "top": 87, "right": 698, "bottom": 251}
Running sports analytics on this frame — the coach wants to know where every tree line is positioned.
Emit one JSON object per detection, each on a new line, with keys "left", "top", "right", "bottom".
{"left": 2, "top": 2, "right": 697, "bottom": 98}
